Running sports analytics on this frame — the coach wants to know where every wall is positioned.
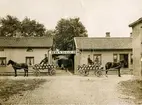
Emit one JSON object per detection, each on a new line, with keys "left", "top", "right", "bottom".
{"left": 0, "top": 48, "right": 50, "bottom": 72}
{"left": 78, "top": 50, "right": 132, "bottom": 68}
{"left": 132, "top": 23, "right": 142, "bottom": 77}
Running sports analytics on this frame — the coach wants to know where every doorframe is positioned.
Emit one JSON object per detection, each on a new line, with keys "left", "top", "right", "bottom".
{"left": 119, "top": 53, "right": 129, "bottom": 68}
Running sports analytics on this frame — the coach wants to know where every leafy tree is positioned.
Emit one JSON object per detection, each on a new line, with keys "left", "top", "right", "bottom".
{"left": 54, "top": 18, "right": 88, "bottom": 50}
{"left": 21, "top": 17, "right": 46, "bottom": 37}
{"left": 0, "top": 15, "right": 21, "bottom": 37}
{"left": 45, "top": 29, "right": 55, "bottom": 37}
{"left": 0, "top": 15, "right": 46, "bottom": 37}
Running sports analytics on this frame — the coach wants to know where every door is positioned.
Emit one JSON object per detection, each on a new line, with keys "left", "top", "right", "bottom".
{"left": 120, "top": 54, "right": 128, "bottom": 68}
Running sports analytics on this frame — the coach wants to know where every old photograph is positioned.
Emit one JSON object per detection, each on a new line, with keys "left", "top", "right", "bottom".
{"left": 0, "top": 0, "right": 142, "bottom": 105}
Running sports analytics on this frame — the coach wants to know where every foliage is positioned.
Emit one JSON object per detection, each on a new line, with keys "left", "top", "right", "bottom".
{"left": 45, "top": 29, "right": 56, "bottom": 37}
{"left": 0, "top": 15, "right": 46, "bottom": 37}
{"left": 54, "top": 18, "right": 88, "bottom": 50}
{"left": 21, "top": 17, "right": 46, "bottom": 37}
{"left": 0, "top": 15, "right": 88, "bottom": 50}
{"left": 0, "top": 15, "right": 21, "bottom": 37}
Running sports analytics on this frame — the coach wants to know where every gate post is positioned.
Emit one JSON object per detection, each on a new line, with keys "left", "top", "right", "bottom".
{"left": 48, "top": 49, "right": 52, "bottom": 64}
{"left": 74, "top": 49, "right": 80, "bottom": 74}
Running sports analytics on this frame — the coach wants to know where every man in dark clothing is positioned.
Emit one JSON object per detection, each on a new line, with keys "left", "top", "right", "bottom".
{"left": 40, "top": 54, "right": 48, "bottom": 65}
{"left": 88, "top": 55, "right": 94, "bottom": 65}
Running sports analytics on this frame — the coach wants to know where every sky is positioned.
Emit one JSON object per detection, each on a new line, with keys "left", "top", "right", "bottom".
{"left": 0, "top": 0, "right": 142, "bottom": 37}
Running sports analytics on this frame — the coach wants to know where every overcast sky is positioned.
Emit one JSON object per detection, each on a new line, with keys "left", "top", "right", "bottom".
{"left": 0, "top": 0, "right": 142, "bottom": 37}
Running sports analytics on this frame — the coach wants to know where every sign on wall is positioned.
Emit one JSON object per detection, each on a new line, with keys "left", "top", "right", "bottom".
{"left": 51, "top": 51, "right": 76, "bottom": 54}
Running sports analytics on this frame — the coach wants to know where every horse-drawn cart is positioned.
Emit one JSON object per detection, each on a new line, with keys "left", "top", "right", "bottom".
{"left": 77, "top": 63, "right": 103, "bottom": 77}
{"left": 32, "top": 64, "right": 56, "bottom": 76}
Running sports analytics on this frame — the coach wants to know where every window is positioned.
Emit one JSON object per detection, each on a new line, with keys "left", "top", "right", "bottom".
{"left": 113, "top": 54, "right": 118, "bottom": 62}
{"left": 27, "top": 48, "right": 33, "bottom": 52}
{"left": 93, "top": 54, "right": 101, "bottom": 64}
{"left": 26, "top": 57, "right": 34, "bottom": 66}
{"left": 0, "top": 57, "right": 6, "bottom": 66}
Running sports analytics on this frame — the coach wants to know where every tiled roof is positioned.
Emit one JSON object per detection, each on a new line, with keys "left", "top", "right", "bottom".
{"left": 74, "top": 37, "right": 132, "bottom": 50}
{"left": 0, "top": 37, "right": 53, "bottom": 48}
{"left": 129, "top": 18, "right": 142, "bottom": 27}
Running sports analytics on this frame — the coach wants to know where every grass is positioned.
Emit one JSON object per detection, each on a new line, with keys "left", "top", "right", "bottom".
{"left": 0, "top": 78, "right": 46, "bottom": 103}
{"left": 118, "top": 79, "right": 142, "bottom": 104}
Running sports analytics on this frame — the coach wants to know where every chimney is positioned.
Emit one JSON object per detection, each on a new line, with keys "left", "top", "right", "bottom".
{"left": 106, "top": 32, "right": 110, "bottom": 37}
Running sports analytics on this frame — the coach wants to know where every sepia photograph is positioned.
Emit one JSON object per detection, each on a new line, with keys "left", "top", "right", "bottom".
{"left": 0, "top": 0, "right": 142, "bottom": 105}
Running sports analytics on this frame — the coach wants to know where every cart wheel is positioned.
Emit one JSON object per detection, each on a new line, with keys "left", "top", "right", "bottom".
{"left": 49, "top": 69, "right": 56, "bottom": 76}
{"left": 34, "top": 69, "right": 40, "bottom": 76}
{"left": 78, "top": 69, "right": 85, "bottom": 76}
{"left": 83, "top": 70, "right": 89, "bottom": 76}
{"left": 95, "top": 70, "right": 102, "bottom": 77}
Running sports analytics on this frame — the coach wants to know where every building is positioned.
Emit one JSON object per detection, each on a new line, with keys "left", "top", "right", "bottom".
{"left": 74, "top": 33, "right": 133, "bottom": 73}
{"left": 0, "top": 37, "right": 53, "bottom": 72}
{"left": 129, "top": 18, "right": 142, "bottom": 77}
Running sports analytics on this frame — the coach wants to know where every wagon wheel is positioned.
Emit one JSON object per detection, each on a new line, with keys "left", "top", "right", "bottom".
{"left": 49, "top": 69, "right": 56, "bottom": 76}
{"left": 34, "top": 69, "right": 40, "bottom": 76}
{"left": 83, "top": 70, "right": 89, "bottom": 76}
{"left": 94, "top": 66, "right": 99, "bottom": 74}
{"left": 95, "top": 70, "right": 102, "bottom": 77}
{"left": 78, "top": 69, "right": 85, "bottom": 76}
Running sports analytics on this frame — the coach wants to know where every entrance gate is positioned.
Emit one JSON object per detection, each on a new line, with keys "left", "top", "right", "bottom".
{"left": 49, "top": 51, "right": 76, "bottom": 74}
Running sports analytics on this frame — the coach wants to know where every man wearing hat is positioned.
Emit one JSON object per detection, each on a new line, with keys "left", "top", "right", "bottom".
{"left": 40, "top": 54, "right": 48, "bottom": 65}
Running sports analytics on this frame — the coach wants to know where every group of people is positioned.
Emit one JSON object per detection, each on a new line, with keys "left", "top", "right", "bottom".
{"left": 87, "top": 55, "right": 100, "bottom": 65}
{"left": 39, "top": 54, "right": 59, "bottom": 67}
{"left": 40, "top": 54, "right": 99, "bottom": 67}
{"left": 40, "top": 54, "right": 72, "bottom": 70}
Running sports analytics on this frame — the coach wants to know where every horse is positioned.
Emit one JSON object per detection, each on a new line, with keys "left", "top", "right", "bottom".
{"left": 105, "top": 60, "right": 124, "bottom": 77}
{"left": 7, "top": 60, "right": 28, "bottom": 77}
{"left": 57, "top": 58, "right": 72, "bottom": 71}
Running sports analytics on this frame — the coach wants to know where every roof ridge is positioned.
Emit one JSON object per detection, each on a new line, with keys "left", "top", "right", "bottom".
{"left": 129, "top": 17, "right": 142, "bottom": 27}
{"left": 0, "top": 36, "right": 52, "bottom": 39}
{"left": 75, "top": 37, "right": 132, "bottom": 39}
{"left": 0, "top": 36, "right": 53, "bottom": 47}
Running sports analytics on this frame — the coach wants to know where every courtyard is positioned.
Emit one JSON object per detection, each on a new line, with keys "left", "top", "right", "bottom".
{"left": 0, "top": 74, "right": 135, "bottom": 105}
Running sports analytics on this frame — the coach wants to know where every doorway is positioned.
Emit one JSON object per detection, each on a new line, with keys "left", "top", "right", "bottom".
{"left": 52, "top": 54, "right": 75, "bottom": 74}
{"left": 119, "top": 54, "right": 129, "bottom": 68}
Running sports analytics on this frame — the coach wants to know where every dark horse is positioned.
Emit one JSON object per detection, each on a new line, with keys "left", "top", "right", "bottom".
{"left": 105, "top": 60, "right": 124, "bottom": 77}
{"left": 7, "top": 60, "right": 28, "bottom": 77}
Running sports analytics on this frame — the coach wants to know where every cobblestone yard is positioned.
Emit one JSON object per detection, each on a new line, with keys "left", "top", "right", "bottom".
{"left": 1, "top": 74, "right": 135, "bottom": 105}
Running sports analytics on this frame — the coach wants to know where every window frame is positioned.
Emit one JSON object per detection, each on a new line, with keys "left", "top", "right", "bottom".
{"left": 0, "top": 57, "right": 6, "bottom": 66}
{"left": 113, "top": 54, "right": 118, "bottom": 62}
{"left": 25, "top": 56, "right": 34, "bottom": 66}
{"left": 93, "top": 54, "right": 102, "bottom": 64}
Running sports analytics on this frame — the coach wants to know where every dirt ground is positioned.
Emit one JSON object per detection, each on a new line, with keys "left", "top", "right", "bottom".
{"left": 118, "top": 79, "right": 142, "bottom": 105}
{"left": 0, "top": 77, "right": 46, "bottom": 105}
{"left": 0, "top": 75, "right": 136, "bottom": 105}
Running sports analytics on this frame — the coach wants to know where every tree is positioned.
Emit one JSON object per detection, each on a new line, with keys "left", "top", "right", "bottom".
{"left": 45, "top": 29, "right": 55, "bottom": 37}
{"left": 0, "top": 15, "right": 46, "bottom": 37}
{"left": 0, "top": 15, "right": 21, "bottom": 37}
{"left": 54, "top": 18, "right": 88, "bottom": 50}
{"left": 21, "top": 17, "right": 46, "bottom": 37}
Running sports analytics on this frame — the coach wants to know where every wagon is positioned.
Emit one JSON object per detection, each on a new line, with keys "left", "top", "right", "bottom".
{"left": 32, "top": 64, "right": 56, "bottom": 76}
{"left": 77, "top": 63, "right": 103, "bottom": 77}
